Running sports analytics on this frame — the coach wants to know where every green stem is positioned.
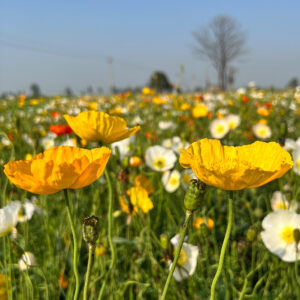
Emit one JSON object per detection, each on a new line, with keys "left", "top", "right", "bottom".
{"left": 83, "top": 244, "right": 94, "bottom": 300}
{"left": 161, "top": 211, "right": 193, "bottom": 300}
{"left": 210, "top": 195, "right": 233, "bottom": 300}
{"left": 64, "top": 189, "right": 80, "bottom": 300}
{"left": 98, "top": 168, "right": 116, "bottom": 300}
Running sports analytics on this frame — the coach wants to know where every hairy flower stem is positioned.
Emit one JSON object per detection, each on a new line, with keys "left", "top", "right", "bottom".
{"left": 161, "top": 210, "right": 193, "bottom": 300}
{"left": 210, "top": 194, "right": 234, "bottom": 300}
{"left": 98, "top": 168, "right": 116, "bottom": 300}
{"left": 83, "top": 244, "right": 94, "bottom": 300}
{"left": 64, "top": 189, "right": 80, "bottom": 300}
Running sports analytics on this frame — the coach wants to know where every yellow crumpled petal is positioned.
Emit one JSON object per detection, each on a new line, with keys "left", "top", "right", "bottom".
{"left": 4, "top": 146, "right": 111, "bottom": 195}
{"left": 179, "top": 138, "right": 293, "bottom": 190}
{"left": 64, "top": 111, "right": 140, "bottom": 144}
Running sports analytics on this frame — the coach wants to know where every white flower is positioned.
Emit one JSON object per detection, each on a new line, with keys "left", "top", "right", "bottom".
{"left": 131, "top": 115, "right": 143, "bottom": 125}
{"left": 226, "top": 114, "right": 241, "bottom": 130}
{"left": 145, "top": 146, "right": 177, "bottom": 172}
{"left": 181, "top": 169, "right": 197, "bottom": 190}
{"left": 271, "top": 191, "right": 298, "bottom": 211}
{"left": 283, "top": 137, "right": 300, "bottom": 152}
{"left": 17, "top": 200, "right": 41, "bottom": 223}
{"left": 40, "top": 133, "right": 56, "bottom": 150}
{"left": 111, "top": 136, "right": 134, "bottom": 160}
{"left": 209, "top": 119, "right": 230, "bottom": 139}
{"left": 292, "top": 146, "right": 300, "bottom": 175}
{"left": 59, "top": 138, "right": 77, "bottom": 147}
{"left": 236, "top": 87, "right": 246, "bottom": 95}
{"left": 158, "top": 121, "right": 176, "bottom": 130}
{"left": 22, "top": 134, "right": 35, "bottom": 147}
{"left": 248, "top": 81, "right": 256, "bottom": 88}
{"left": 252, "top": 124, "right": 272, "bottom": 140}
{"left": 261, "top": 211, "right": 300, "bottom": 262}
{"left": 169, "top": 234, "right": 199, "bottom": 281}
{"left": 18, "top": 252, "right": 37, "bottom": 271}
{"left": 162, "top": 137, "right": 189, "bottom": 154}
{"left": 1, "top": 136, "right": 11, "bottom": 146}
{"left": 162, "top": 170, "right": 181, "bottom": 193}
{"left": 0, "top": 202, "right": 20, "bottom": 236}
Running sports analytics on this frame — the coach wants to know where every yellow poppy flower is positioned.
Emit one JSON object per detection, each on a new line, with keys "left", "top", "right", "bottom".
{"left": 4, "top": 146, "right": 111, "bottom": 195}
{"left": 119, "top": 186, "right": 153, "bottom": 215}
{"left": 64, "top": 111, "right": 140, "bottom": 144}
{"left": 127, "top": 186, "right": 153, "bottom": 213}
{"left": 192, "top": 104, "right": 208, "bottom": 118}
{"left": 179, "top": 138, "right": 293, "bottom": 190}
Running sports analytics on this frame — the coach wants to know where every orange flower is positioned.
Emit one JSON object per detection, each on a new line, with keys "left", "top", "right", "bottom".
{"left": 153, "top": 96, "right": 167, "bottom": 105}
{"left": 193, "top": 217, "right": 214, "bottom": 230}
{"left": 180, "top": 138, "right": 293, "bottom": 190}
{"left": 58, "top": 272, "right": 68, "bottom": 289}
{"left": 4, "top": 146, "right": 111, "bottom": 195}
{"left": 257, "top": 107, "right": 270, "bottom": 117}
{"left": 130, "top": 156, "right": 142, "bottom": 167}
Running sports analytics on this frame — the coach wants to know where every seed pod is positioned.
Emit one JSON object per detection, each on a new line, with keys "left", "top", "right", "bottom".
{"left": 82, "top": 216, "right": 99, "bottom": 246}
{"left": 184, "top": 179, "right": 206, "bottom": 212}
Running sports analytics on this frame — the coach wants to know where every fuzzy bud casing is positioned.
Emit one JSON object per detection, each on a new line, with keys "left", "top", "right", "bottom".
{"left": 184, "top": 179, "right": 206, "bottom": 211}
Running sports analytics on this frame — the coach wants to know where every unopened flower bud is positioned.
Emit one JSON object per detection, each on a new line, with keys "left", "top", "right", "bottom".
{"left": 253, "top": 207, "right": 263, "bottom": 218}
{"left": 160, "top": 234, "right": 169, "bottom": 250}
{"left": 82, "top": 216, "right": 99, "bottom": 246}
{"left": 121, "top": 157, "right": 129, "bottom": 168}
{"left": 246, "top": 227, "right": 257, "bottom": 242}
{"left": 184, "top": 179, "right": 206, "bottom": 212}
{"left": 293, "top": 229, "right": 300, "bottom": 245}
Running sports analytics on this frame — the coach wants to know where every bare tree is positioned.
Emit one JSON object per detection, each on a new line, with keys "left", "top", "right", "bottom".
{"left": 192, "top": 16, "right": 247, "bottom": 90}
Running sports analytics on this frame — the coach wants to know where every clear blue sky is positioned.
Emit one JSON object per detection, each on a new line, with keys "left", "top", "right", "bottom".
{"left": 1, "top": 0, "right": 300, "bottom": 94}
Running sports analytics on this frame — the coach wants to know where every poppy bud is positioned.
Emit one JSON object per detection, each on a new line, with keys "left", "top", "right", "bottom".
{"left": 184, "top": 179, "right": 206, "bottom": 212}
{"left": 246, "top": 227, "right": 257, "bottom": 242}
{"left": 82, "top": 216, "right": 99, "bottom": 246}
{"left": 160, "top": 234, "right": 169, "bottom": 250}
{"left": 293, "top": 229, "right": 300, "bottom": 245}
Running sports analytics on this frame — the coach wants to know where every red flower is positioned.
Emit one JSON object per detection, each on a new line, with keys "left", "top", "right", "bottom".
{"left": 49, "top": 125, "right": 72, "bottom": 136}
{"left": 51, "top": 111, "right": 61, "bottom": 119}
{"left": 241, "top": 95, "right": 249, "bottom": 103}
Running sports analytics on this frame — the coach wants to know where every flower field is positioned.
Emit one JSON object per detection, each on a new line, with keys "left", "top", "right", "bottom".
{"left": 1, "top": 87, "right": 300, "bottom": 299}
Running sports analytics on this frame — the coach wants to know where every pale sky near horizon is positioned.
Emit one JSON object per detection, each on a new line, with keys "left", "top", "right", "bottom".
{"left": 1, "top": 0, "right": 300, "bottom": 94}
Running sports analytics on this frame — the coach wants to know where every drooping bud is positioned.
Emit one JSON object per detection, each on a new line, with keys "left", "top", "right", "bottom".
{"left": 82, "top": 216, "right": 99, "bottom": 246}
{"left": 184, "top": 179, "right": 206, "bottom": 212}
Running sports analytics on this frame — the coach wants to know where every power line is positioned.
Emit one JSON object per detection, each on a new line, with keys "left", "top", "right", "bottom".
{"left": 0, "top": 38, "right": 154, "bottom": 71}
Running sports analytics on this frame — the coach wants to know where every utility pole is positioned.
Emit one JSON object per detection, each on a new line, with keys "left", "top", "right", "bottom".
{"left": 107, "top": 57, "right": 114, "bottom": 95}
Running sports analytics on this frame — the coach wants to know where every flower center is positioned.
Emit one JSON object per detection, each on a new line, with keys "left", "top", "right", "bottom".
{"left": 296, "top": 159, "right": 300, "bottom": 170}
{"left": 258, "top": 128, "right": 267, "bottom": 137}
{"left": 153, "top": 158, "right": 166, "bottom": 169}
{"left": 276, "top": 202, "right": 288, "bottom": 210}
{"left": 281, "top": 226, "right": 294, "bottom": 243}
{"left": 228, "top": 121, "right": 236, "bottom": 129}
{"left": 174, "top": 248, "right": 188, "bottom": 267}
{"left": 216, "top": 125, "right": 225, "bottom": 134}
{"left": 169, "top": 177, "right": 179, "bottom": 186}
{"left": 182, "top": 174, "right": 191, "bottom": 184}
